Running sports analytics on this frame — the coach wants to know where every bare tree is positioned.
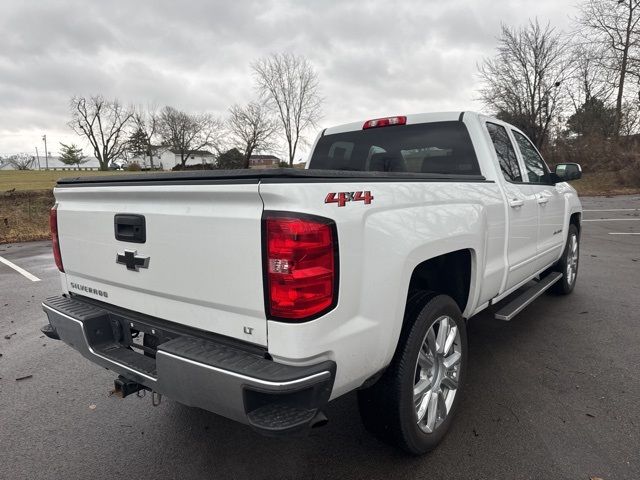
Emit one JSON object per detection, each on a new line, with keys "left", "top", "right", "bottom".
{"left": 577, "top": 0, "right": 640, "bottom": 137}
{"left": 228, "top": 101, "right": 278, "bottom": 168}
{"left": 7, "top": 153, "right": 35, "bottom": 170}
{"left": 567, "top": 44, "right": 615, "bottom": 113}
{"left": 252, "top": 53, "right": 322, "bottom": 166}
{"left": 478, "top": 19, "right": 574, "bottom": 149}
{"left": 131, "top": 106, "right": 159, "bottom": 169}
{"left": 68, "top": 95, "right": 134, "bottom": 171}
{"left": 158, "top": 106, "right": 222, "bottom": 167}
{"left": 620, "top": 98, "right": 640, "bottom": 136}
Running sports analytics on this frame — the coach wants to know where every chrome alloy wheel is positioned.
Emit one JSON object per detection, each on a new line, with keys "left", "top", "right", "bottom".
{"left": 566, "top": 234, "right": 579, "bottom": 286}
{"left": 413, "top": 315, "right": 462, "bottom": 433}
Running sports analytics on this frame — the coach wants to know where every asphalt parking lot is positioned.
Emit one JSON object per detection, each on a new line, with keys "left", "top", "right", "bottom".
{"left": 1, "top": 195, "right": 639, "bottom": 480}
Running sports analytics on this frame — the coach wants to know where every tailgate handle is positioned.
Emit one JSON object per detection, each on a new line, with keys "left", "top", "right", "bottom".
{"left": 114, "top": 214, "right": 146, "bottom": 243}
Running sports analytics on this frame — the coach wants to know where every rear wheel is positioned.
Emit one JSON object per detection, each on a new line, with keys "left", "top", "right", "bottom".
{"left": 358, "top": 292, "right": 467, "bottom": 454}
{"left": 550, "top": 224, "right": 579, "bottom": 295}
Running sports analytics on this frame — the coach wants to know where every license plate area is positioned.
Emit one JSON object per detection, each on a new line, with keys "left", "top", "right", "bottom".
{"left": 119, "top": 317, "right": 174, "bottom": 360}
{"left": 82, "top": 313, "right": 178, "bottom": 378}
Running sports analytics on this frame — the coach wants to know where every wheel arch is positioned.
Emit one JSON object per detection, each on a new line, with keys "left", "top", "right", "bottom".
{"left": 364, "top": 248, "right": 476, "bottom": 388}
{"left": 404, "top": 249, "right": 475, "bottom": 318}
{"left": 363, "top": 250, "right": 474, "bottom": 393}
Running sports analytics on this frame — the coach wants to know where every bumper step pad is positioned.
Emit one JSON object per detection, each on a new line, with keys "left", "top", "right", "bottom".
{"left": 44, "top": 295, "right": 106, "bottom": 322}
{"left": 159, "top": 335, "right": 331, "bottom": 383}
{"left": 247, "top": 404, "right": 317, "bottom": 432}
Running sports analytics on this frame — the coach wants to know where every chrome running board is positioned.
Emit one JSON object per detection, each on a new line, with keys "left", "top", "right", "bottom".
{"left": 494, "top": 272, "right": 563, "bottom": 321}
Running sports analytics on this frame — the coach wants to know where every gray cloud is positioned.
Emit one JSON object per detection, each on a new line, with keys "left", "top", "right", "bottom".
{"left": 0, "top": 0, "right": 573, "bottom": 157}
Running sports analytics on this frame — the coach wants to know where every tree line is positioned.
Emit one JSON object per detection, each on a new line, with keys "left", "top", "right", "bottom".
{"left": 62, "top": 52, "right": 322, "bottom": 171}
{"left": 478, "top": 0, "right": 640, "bottom": 183}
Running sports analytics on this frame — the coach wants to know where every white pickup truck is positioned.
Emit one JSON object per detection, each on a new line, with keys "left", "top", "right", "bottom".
{"left": 42, "top": 111, "right": 582, "bottom": 454}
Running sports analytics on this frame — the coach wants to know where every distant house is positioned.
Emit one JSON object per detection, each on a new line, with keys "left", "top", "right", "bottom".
{"left": 127, "top": 146, "right": 171, "bottom": 169}
{"left": 170, "top": 149, "right": 216, "bottom": 168}
{"left": 249, "top": 154, "right": 281, "bottom": 168}
{"left": 128, "top": 147, "right": 216, "bottom": 170}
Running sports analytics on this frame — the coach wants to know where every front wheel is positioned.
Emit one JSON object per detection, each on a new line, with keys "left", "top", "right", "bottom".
{"left": 550, "top": 224, "right": 579, "bottom": 295}
{"left": 358, "top": 293, "right": 467, "bottom": 454}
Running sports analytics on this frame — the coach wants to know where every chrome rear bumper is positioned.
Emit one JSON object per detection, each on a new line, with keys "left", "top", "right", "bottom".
{"left": 43, "top": 295, "right": 335, "bottom": 434}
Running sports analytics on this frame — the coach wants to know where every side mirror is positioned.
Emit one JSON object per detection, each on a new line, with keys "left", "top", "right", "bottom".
{"left": 554, "top": 163, "right": 582, "bottom": 182}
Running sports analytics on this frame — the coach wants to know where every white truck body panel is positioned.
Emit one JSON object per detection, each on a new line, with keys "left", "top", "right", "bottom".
{"left": 55, "top": 184, "right": 268, "bottom": 345}
{"left": 51, "top": 111, "right": 582, "bottom": 402}
{"left": 261, "top": 180, "right": 506, "bottom": 398}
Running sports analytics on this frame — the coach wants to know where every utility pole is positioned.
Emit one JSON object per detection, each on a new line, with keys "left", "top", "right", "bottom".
{"left": 35, "top": 146, "right": 41, "bottom": 170}
{"left": 42, "top": 135, "right": 48, "bottom": 170}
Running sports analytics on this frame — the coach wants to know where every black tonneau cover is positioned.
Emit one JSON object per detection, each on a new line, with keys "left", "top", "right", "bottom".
{"left": 56, "top": 168, "right": 487, "bottom": 187}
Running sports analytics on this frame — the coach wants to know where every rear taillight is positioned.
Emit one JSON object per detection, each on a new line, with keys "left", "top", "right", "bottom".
{"left": 264, "top": 213, "right": 338, "bottom": 321}
{"left": 50, "top": 205, "right": 64, "bottom": 272}
{"left": 362, "top": 115, "right": 407, "bottom": 129}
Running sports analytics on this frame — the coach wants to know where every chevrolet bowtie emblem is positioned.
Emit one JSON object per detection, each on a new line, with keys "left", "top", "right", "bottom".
{"left": 116, "top": 249, "right": 150, "bottom": 271}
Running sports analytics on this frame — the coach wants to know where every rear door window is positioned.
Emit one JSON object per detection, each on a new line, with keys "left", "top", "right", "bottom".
{"left": 511, "top": 130, "right": 550, "bottom": 184}
{"left": 486, "top": 122, "right": 522, "bottom": 182}
{"left": 308, "top": 121, "right": 480, "bottom": 175}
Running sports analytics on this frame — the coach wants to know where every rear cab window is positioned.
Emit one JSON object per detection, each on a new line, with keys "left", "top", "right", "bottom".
{"left": 308, "top": 121, "right": 481, "bottom": 175}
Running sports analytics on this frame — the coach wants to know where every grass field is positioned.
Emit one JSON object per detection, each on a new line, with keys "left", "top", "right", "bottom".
{"left": 0, "top": 169, "right": 148, "bottom": 191}
{"left": 570, "top": 171, "right": 640, "bottom": 196}
{"left": 0, "top": 190, "right": 54, "bottom": 243}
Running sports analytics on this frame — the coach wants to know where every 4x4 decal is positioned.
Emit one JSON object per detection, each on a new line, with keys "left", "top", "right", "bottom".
{"left": 325, "top": 191, "right": 374, "bottom": 207}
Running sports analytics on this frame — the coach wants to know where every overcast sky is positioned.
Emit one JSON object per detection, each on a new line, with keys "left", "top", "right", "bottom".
{"left": 0, "top": 0, "right": 575, "bottom": 160}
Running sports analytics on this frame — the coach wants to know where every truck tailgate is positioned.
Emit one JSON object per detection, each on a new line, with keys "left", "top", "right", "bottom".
{"left": 54, "top": 184, "right": 267, "bottom": 346}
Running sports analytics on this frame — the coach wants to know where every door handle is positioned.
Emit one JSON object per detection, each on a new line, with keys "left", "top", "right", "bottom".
{"left": 509, "top": 199, "right": 524, "bottom": 208}
{"left": 537, "top": 196, "right": 549, "bottom": 205}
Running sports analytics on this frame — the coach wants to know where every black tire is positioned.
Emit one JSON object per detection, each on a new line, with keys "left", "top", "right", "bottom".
{"left": 549, "top": 224, "right": 579, "bottom": 295}
{"left": 357, "top": 292, "right": 467, "bottom": 455}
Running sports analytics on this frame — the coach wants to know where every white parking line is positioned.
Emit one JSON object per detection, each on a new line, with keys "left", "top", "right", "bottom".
{"left": 608, "top": 232, "right": 640, "bottom": 235}
{"left": 584, "top": 209, "right": 639, "bottom": 212}
{"left": 0, "top": 255, "right": 41, "bottom": 282}
{"left": 583, "top": 219, "right": 640, "bottom": 222}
